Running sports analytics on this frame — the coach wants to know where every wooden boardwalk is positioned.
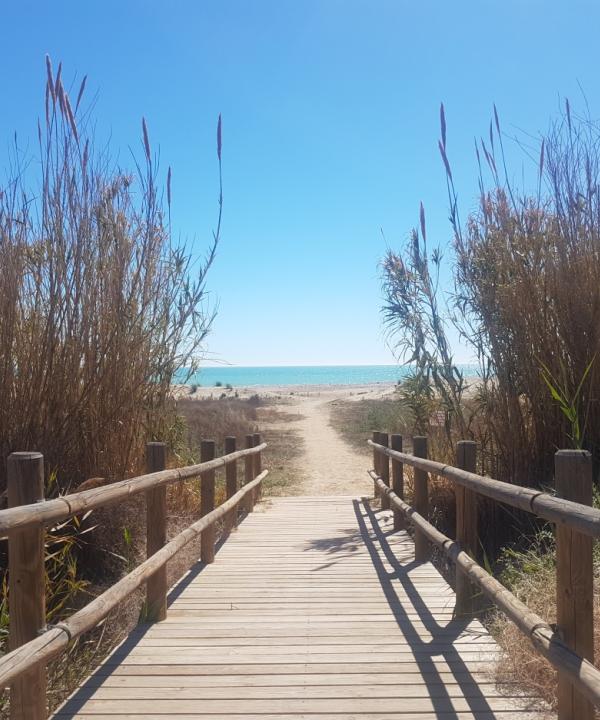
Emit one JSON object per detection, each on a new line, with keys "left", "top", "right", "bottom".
{"left": 54, "top": 496, "right": 546, "bottom": 719}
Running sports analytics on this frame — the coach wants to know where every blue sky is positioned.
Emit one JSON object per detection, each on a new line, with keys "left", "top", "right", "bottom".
{"left": 2, "top": 1, "right": 599, "bottom": 366}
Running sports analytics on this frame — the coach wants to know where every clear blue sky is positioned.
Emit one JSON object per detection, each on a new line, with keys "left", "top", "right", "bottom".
{"left": 2, "top": 1, "right": 599, "bottom": 366}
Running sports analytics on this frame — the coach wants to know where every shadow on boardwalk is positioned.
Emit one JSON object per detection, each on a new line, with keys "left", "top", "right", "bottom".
{"left": 55, "top": 496, "right": 541, "bottom": 718}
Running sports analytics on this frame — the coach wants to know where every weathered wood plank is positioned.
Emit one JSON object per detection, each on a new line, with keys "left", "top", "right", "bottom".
{"left": 52, "top": 497, "right": 547, "bottom": 719}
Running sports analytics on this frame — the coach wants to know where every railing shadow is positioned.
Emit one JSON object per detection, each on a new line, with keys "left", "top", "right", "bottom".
{"left": 351, "top": 497, "right": 534, "bottom": 717}
{"left": 301, "top": 497, "right": 527, "bottom": 718}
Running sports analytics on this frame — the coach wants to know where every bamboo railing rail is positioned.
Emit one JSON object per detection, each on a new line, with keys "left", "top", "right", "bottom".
{"left": 369, "top": 434, "right": 597, "bottom": 720}
{"left": 2, "top": 436, "right": 267, "bottom": 720}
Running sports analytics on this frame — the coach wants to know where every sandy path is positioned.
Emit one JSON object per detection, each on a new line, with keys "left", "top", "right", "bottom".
{"left": 290, "top": 393, "right": 371, "bottom": 495}
{"left": 188, "top": 381, "right": 395, "bottom": 496}
{"left": 256, "top": 384, "right": 392, "bottom": 496}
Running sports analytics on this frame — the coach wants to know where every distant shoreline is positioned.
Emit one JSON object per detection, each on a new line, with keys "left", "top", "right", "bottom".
{"left": 172, "top": 381, "right": 399, "bottom": 402}
{"left": 173, "top": 363, "right": 479, "bottom": 390}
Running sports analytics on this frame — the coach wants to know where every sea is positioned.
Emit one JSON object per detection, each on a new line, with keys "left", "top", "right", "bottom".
{"left": 175, "top": 364, "right": 479, "bottom": 388}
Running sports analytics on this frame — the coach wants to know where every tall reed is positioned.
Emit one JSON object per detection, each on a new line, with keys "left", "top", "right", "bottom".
{"left": 383, "top": 101, "right": 600, "bottom": 488}
{"left": 0, "top": 57, "right": 222, "bottom": 493}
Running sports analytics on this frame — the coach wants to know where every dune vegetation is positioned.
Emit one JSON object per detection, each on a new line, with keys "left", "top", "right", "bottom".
{"left": 0, "top": 58, "right": 230, "bottom": 714}
{"left": 377, "top": 100, "right": 600, "bottom": 708}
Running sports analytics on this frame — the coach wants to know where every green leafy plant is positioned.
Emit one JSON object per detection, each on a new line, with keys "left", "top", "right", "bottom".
{"left": 396, "top": 372, "right": 435, "bottom": 435}
{"left": 539, "top": 354, "right": 596, "bottom": 449}
{"left": 122, "top": 527, "right": 133, "bottom": 571}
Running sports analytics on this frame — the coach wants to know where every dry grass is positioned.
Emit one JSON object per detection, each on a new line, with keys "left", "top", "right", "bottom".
{"left": 176, "top": 396, "right": 260, "bottom": 459}
{"left": 329, "top": 396, "right": 411, "bottom": 452}
{"left": 330, "top": 395, "right": 457, "bottom": 535}
{"left": 0, "top": 58, "right": 220, "bottom": 496}
{"left": 257, "top": 401, "right": 305, "bottom": 494}
{"left": 490, "top": 533, "right": 600, "bottom": 711}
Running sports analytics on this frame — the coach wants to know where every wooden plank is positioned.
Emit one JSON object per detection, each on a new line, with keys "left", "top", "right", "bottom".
{"left": 54, "top": 696, "right": 537, "bottom": 712}
{"left": 52, "top": 496, "right": 546, "bottom": 719}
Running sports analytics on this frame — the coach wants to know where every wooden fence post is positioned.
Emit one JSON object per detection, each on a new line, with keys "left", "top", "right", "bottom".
{"left": 244, "top": 434, "right": 255, "bottom": 512}
{"left": 200, "top": 440, "right": 216, "bottom": 564}
{"left": 372, "top": 431, "right": 380, "bottom": 498}
{"left": 555, "top": 449, "right": 594, "bottom": 720}
{"left": 413, "top": 436, "right": 430, "bottom": 562}
{"left": 146, "top": 442, "right": 167, "bottom": 622}
{"left": 8, "top": 452, "right": 46, "bottom": 720}
{"left": 253, "top": 432, "right": 262, "bottom": 503}
{"left": 225, "top": 436, "right": 237, "bottom": 533}
{"left": 455, "top": 440, "right": 478, "bottom": 618}
{"left": 380, "top": 433, "right": 390, "bottom": 511}
{"left": 391, "top": 434, "right": 404, "bottom": 531}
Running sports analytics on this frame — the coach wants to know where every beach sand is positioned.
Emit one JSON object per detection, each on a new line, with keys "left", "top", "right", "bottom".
{"left": 176, "top": 382, "right": 397, "bottom": 496}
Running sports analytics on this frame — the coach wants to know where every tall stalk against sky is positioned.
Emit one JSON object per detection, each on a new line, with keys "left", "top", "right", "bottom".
{"left": 0, "top": 57, "right": 222, "bottom": 489}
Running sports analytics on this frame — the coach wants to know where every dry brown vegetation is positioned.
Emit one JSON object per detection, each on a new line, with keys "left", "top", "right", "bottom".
{"left": 380, "top": 100, "right": 600, "bottom": 708}
{"left": 257, "top": 401, "right": 305, "bottom": 494}
{"left": 0, "top": 57, "right": 223, "bottom": 717}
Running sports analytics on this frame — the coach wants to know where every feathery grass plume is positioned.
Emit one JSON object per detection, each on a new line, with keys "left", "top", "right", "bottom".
{"left": 64, "top": 93, "right": 78, "bottom": 141}
{"left": 75, "top": 75, "right": 87, "bottom": 113}
{"left": 142, "top": 117, "right": 151, "bottom": 160}
{"left": 45, "top": 83, "right": 51, "bottom": 126}
{"left": 493, "top": 103, "right": 501, "bottom": 136}
{"left": 439, "top": 102, "right": 446, "bottom": 149}
{"left": 82, "top": 139, "right": 89, "bottom": 174}
{"left": 55, "top": 61, "right": 62, "bottom": 97}
{"left": 481, "top": 138, "right": 497, "bottom": 175}
{"left": 217, "top": 114, "right": 222, "bottom": 161}
{"left": 419, "top": 202, "right": 426, "bottom": 244}
{"left": 56, "top": 75, "right": 66, "bottom": 116}
{"left": 438, "top": 139, "right": 452, "bottom": 180}
{"left": 46, "top": 54, "right": 55, "bottom": 102}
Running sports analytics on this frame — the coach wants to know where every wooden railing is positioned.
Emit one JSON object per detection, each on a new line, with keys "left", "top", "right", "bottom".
{"left": 0, "top": 433, "right": 267, "bottom": 720}
{"left": 369, "top": 432, "right": 599, "bottom": 720}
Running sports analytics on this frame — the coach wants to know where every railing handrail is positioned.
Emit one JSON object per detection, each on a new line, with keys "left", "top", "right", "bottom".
{"left": 0, "top": 442, "right": 266, "bottom": 536}
{"left": 370, "top": 432, "right": 597, "bottom": 720}
{"left": 0, "top": 468, "right": 267, "bottom": 691}
{"left": 369, "top": 470, "right": 600, "bottom": 708}
{"left": 368, "top": 439, "right": 600, "bottom": 539}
